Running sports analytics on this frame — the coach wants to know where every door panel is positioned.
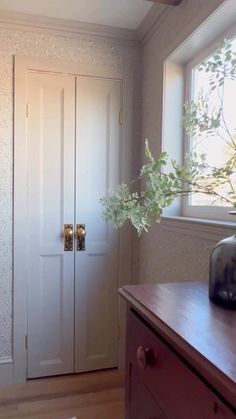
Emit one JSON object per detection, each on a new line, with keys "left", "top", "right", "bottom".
{"left": 27, "top": 72, "right": 121, "bottom": 377}
{"left": 75, "top": 76, "right": 121, "bottom": 372}
{"left": 27, "top": 72, "right": 76, "bottom": 378}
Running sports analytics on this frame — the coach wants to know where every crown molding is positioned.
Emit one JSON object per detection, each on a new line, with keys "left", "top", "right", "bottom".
{"left": 0, "top": 6, "right": 174, "bottom": 47}
{"left": 137, "top": 3, "right": 170, "bottom": 44}
{"left": 149, "top": 0, "right": 182, "bottom": 4}
{"left": 0, "top": 9, "right": 139, "bottom": 45}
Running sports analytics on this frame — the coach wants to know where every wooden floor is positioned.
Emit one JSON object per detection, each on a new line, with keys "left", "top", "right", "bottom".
{"left": 0, "top": 370, "right": 124, "bottom": 419}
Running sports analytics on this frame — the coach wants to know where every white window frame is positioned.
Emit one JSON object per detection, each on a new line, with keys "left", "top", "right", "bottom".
{"left": 182, "top": 23, "right": 236, "bottom": 222}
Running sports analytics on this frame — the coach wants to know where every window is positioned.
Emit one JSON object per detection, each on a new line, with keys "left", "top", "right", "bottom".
{"left": 182, "top": 29, "right": 236, "bottom": 221}
{"left": 163, "top": 2, "right": 236, "bottom": 223}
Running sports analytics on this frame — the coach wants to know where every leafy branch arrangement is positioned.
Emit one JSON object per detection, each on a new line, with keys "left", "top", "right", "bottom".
{"left": 101, "top": 39, "right": 236, "bottom": 235}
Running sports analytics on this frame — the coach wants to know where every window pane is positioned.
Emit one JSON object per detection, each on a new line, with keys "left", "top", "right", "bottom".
{"left": 189, "top": 37, "right": 236, "bottom": 207}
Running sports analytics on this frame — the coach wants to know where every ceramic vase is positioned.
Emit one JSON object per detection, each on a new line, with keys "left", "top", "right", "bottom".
{"left": 209, "top": 212, "right": 236, "bottom": 309}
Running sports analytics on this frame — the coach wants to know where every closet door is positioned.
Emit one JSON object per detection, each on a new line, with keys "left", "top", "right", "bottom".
{"left": 75, "top": 76, "right": 121, "bottom": 372}
{"left": 27, "top": 72, "right": 76, "bottom": 378}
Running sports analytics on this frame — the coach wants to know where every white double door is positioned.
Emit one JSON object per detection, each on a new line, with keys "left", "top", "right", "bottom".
{"left": 26, "top": 71, "right": 121, "bottom": 378}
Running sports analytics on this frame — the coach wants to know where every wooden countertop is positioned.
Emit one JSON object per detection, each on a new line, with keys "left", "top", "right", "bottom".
{"left": 119, "top": 281, "right": 236, "bottom": 409}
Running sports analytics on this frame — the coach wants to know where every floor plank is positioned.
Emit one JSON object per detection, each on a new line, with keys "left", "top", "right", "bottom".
{"left": 0, "top": 370, "right": 124, "bottom": 419}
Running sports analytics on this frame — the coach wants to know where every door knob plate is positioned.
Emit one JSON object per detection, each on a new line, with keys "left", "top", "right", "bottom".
{"left": 64, "top": 224, "right": 74, "bottom": 251}
{"left": 77, "top": 224, "right": 86, "bottom": 251}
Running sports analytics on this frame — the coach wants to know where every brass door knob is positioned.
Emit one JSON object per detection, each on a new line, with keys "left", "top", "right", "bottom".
{"left": 65, "top": 227, "right": 73, "bottom": 236}
{"left": 77, "top": 226, "right": 86, "bottom": 238}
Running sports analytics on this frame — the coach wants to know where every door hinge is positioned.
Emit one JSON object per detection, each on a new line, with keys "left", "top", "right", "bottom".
{"left": 119, "top": 109, "right": 123, "bottom": 126}
{"left": 25, "top": 334, "right": 28, "bottom": 350}
{"left": 26, "top": 103, "right": 29, "bottom": 118}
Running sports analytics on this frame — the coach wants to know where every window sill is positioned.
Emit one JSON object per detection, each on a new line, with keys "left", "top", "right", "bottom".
{"left": 161, "top": 216, "right": 236, "bottom": 242}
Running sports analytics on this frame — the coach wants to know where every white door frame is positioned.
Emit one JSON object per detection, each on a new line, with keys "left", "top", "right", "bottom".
{"left": 14, "top": 55, "right": 133, "bottom": 383}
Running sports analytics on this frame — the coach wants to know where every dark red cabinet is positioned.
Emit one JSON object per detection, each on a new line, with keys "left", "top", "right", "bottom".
{"left": 129, "top": 367, "right": 167, "bottom": 419}
{"left": 120, "top": 282, "right": 236, "bottom": 419}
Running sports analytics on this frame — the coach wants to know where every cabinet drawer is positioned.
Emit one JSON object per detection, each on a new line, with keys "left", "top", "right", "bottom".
{"left": 129, "top": 367, "right": 167, "bottom": 419}
{"left": 126, "top": 309, "right": 236, "bottom": 419}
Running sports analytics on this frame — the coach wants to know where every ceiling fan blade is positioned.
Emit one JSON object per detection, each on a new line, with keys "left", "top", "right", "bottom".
{"left": 147, "top": 0, "right": 182, "bottom": 5}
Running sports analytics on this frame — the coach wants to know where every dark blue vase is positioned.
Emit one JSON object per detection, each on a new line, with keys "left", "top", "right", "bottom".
{"left": 209, "top": 216, "right": 236, "bottom": 309}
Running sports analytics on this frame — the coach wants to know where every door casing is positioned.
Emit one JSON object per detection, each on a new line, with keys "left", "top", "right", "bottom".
{"left": 14, "top": 55, "right": 133, "bottom": 383}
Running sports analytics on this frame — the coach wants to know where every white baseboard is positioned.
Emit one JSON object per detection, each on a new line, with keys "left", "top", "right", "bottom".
{"left": 0, "top": 358, "right": 13, "bottom": 385}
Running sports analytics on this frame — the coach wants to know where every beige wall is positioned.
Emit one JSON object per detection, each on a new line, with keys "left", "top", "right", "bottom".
{"left": 132, "top": 0, "right": 231, "bottom": 284}
{"left": 0, "top": 27, "right": 141, "bottom": 360}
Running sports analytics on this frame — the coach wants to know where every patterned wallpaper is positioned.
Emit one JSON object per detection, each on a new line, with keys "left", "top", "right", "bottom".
{"left": 133, "top": 223, "right": 217, "bottom": 284}
{"left": 0, "top": 28, "right": 141, "bottom": 359}
{"left": 132, "top": 0, "right": 229, "bottom": 284}
{"left": 0, "top": 0, "right": 230, "bottom": 360}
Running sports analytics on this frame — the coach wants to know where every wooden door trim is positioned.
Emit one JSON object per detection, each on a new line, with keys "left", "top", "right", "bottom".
{"left": 14, "top": 55, "right": 133, "bottom": 383}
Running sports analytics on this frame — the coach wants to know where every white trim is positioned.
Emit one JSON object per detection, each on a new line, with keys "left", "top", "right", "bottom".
{"left": 138, "top": 0, "right": 236, "bottom": 49}
{"left": 0, "top": 5, "right": 179, "bottom": 47}
{"left": 136, "top": 3, "right": 168, "bottom": 44}
{"left": 183, "top": 23, "right": 236, "bottom": 220}
{"left": 14, "top": 55, "right": 133, "bottom": 382}
{"left": 182, "top": 206, "right": 236, "bottom": 223}
{"left": 0, "top": 365, "right": 13, "bottom": 386}
{"left": 185, "top": 23, "right": 236, "bottom": 71}
{"left": 0, "top": 359, "right": 13, "bottom": 386}
{"left": 168, "top": 0, "right": 236, "bottom": 64}
{"left": 163, "top": 1, "right": 236, "bottom": 222}
{"left": 0, "top": 6, "right": 177, "bottom": 47}
{"left": 0, "top": 357, "right": 13, "bottom": 364}
{"left": 0, "top": 1, "right": 234, "bottom": 48}
{"left": 0, "top": 9, "right": 138, "bottom": 45}
{"left": 13, "top": 56, "right": 28, "bottom": 384}
{"left": 162, "top": 216, "right": 236, "bottom": 242}
{"left": 162, "top": 59, "right": 185, "bottom": 217}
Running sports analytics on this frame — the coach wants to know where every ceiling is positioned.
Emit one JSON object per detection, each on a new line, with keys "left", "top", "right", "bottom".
{"left": 0, "top": 0, "right": 154, "bottom": 30}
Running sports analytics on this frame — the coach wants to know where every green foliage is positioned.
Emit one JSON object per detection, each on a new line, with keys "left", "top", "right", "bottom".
{"left": 101, "top": 39, "right": 236, "bottom": 234}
